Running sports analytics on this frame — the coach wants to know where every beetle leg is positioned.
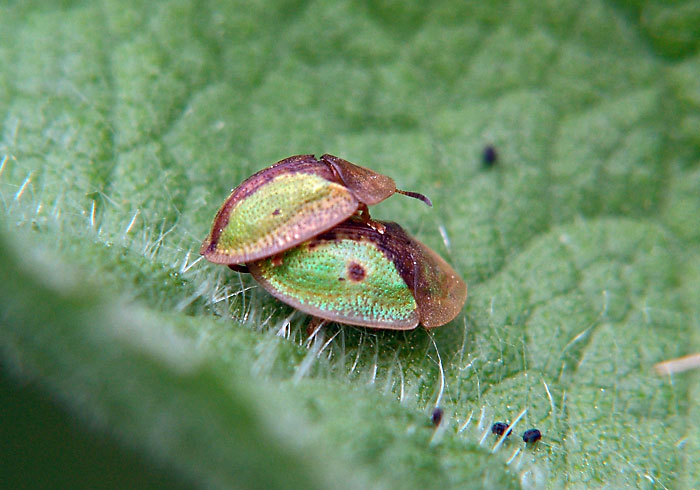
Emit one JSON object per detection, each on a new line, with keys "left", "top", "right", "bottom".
{"left": 306, "top": 316, "right": 327, "bottom": 338}
{"left": 358, "top": 204, "right": 386, "bottom": 234}
{"left": 228, "top": 264, "right": 250, "bottom": 273}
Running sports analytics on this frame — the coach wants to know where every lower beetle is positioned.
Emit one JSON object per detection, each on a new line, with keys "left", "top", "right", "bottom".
{"left": 245, "top": 217, "right": 467, "bottom": 329}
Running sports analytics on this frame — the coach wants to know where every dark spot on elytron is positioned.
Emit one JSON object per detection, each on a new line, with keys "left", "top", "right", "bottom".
{"left": 338, "top": 277, "right": 345, "bottom": 281}
{"left": 272, "top": 208, "right": 281, "bottom": 215}
{"left": 347, "top": 262, "right": 366, "bottom": 281}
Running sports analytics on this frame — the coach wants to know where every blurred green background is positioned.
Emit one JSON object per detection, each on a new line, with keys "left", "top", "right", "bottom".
{"left": 1, "top": 0, "right": 699, "bottom": 488}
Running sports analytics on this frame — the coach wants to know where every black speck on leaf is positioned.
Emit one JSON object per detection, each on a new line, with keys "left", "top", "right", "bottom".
{"left": 482, "top": 145, "right": 498, "bottom": 167}
{"left": 522, "top": 428, "right": 541, "bottom": 443}
{"left": 431, "top": 407, "right": 443, "bottom": 427}
{"left": 491, "top": 422, "right": 511, "bottom": 436}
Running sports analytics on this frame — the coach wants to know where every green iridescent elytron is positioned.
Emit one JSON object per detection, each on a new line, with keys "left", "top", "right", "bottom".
{"left": 216, "top": 172, "right": 356, "bottom": 260}
{"left": 201, "top": 154, "right": 431, "bottom": 265}
{"left": 248, "top": 218, "right": 467, "bottom": 330}
{"left": 250, "top": 234, "right": 419, "bottom": 329}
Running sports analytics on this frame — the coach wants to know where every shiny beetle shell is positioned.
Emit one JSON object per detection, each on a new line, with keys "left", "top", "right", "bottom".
{"left": 200, "top": 154, "right": 430, "bottom": 265}
{"left": 247, "top": 218, "right": 467, "bottom": 329}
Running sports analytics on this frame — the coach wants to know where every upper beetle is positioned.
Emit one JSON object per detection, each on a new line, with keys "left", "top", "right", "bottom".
{"left": 200, "top": 154, "right": 431, "bottom": 265}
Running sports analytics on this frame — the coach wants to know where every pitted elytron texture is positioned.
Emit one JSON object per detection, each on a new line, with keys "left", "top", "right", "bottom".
{"left": 215, "top": 173, "right": 358, "bottom": 262}
{"left": 252, "top": 237, "right": 419, "bottom": 329}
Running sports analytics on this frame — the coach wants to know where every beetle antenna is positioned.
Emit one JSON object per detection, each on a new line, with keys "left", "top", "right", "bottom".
{"left": 396, "top": 189, "right": 433, "bottom": 207}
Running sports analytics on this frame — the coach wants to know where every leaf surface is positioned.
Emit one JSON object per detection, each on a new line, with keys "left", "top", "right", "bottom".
{"left": 1, "top": 1, "right": 699, "bottom": 488}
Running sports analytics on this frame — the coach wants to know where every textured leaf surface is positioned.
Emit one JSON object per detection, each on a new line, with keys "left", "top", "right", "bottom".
{"left": 1, "top": 1, "right": 699, "bottom": 488}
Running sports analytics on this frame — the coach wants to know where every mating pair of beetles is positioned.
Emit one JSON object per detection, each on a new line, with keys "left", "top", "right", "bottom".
{"left": 200, "top": 154, "right": 467, "bottom": 331}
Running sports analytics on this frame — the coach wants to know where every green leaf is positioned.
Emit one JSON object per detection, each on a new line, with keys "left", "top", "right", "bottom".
{"left": 1, "top": 0, "right": 699, "bottom": 488}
